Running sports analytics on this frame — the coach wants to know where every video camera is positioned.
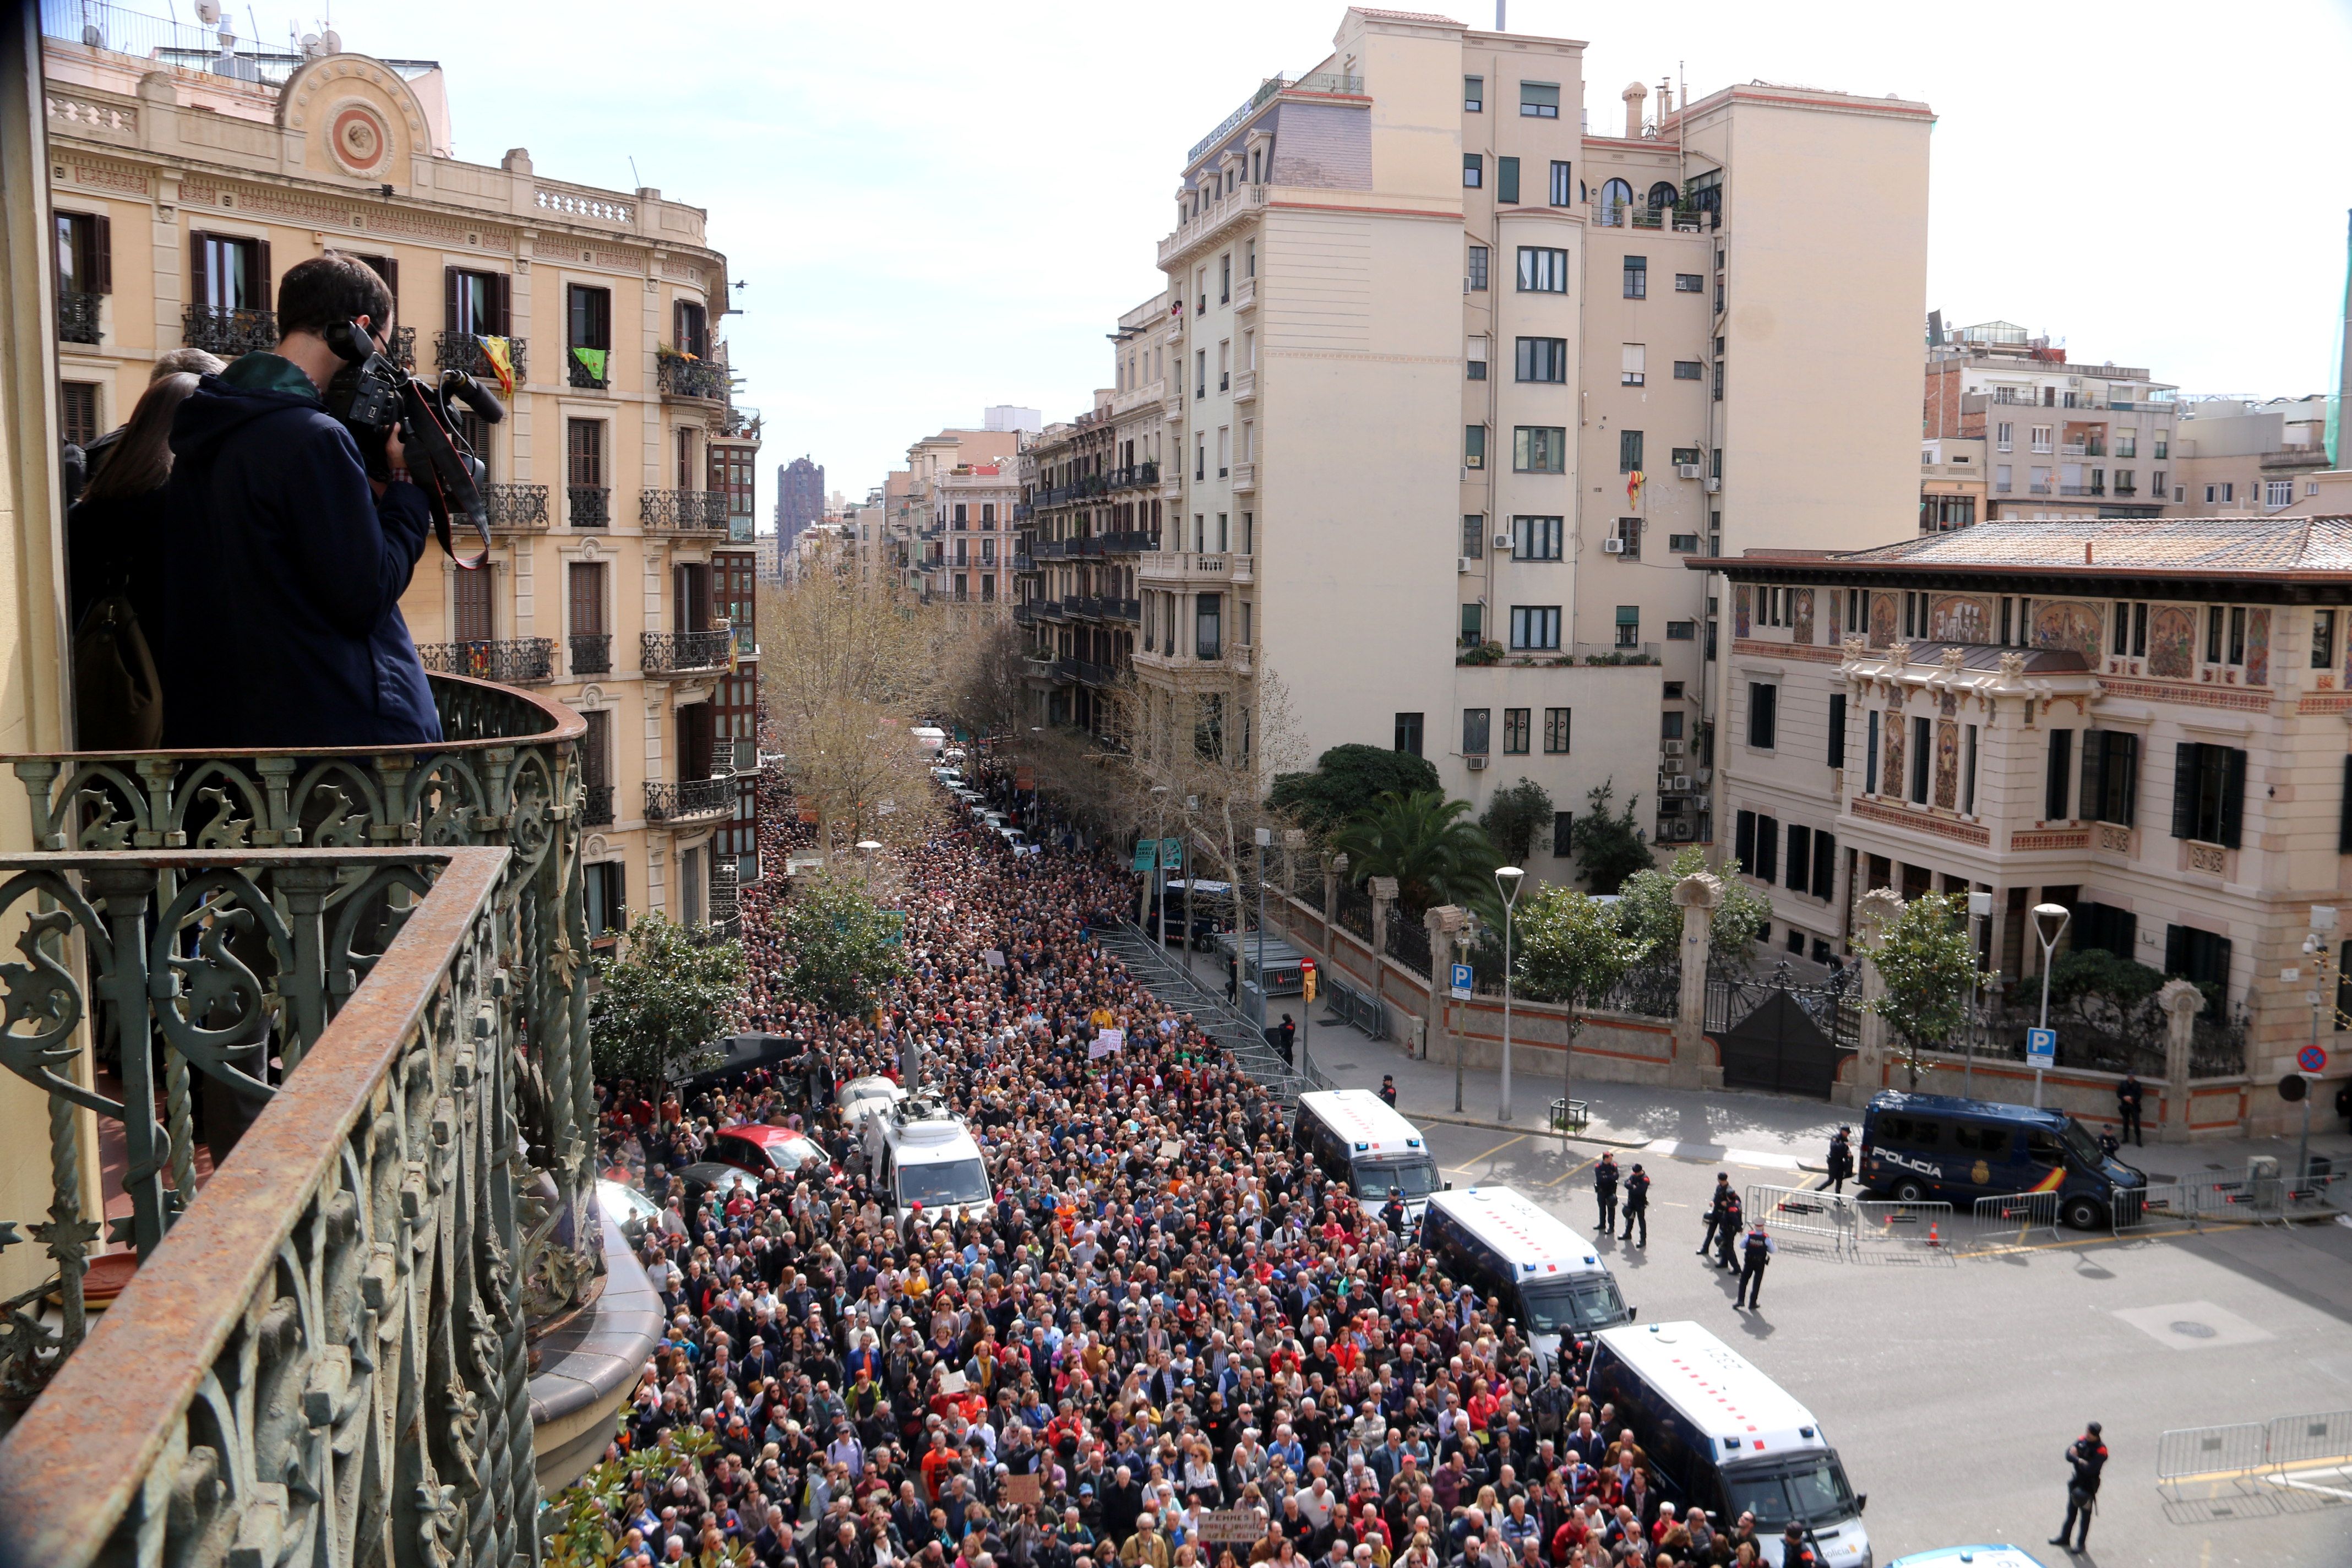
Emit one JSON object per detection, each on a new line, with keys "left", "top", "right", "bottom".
{"left": 320, "top": 317, "right": 505, "bottom": 568}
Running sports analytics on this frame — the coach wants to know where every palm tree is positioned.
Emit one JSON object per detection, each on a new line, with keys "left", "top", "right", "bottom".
{"left": 1329, "top": 791, "right": 1502, "bottom": 917}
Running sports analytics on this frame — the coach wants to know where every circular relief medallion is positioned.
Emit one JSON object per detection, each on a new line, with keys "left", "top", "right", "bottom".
{"left": 330, "top": 105, "right": 388, "bottom": 174}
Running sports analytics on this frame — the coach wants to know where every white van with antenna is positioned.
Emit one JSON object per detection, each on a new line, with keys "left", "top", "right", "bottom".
{"left": 1420, "top": 1186, "right": 1631, "bottom": 1370}
{"left": 1587, "top": 1322, "right": 1870, "bottom": 1568}
{"left": 1293, "top": 1090, "right": 1443, "bottom": 1222}
{"left": 864, "top": 1092, "right": 992, "bottom": 1225}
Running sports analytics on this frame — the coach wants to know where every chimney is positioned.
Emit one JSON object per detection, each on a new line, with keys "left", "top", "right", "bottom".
{"left": 1623, "top": 81, "right": 1648, "bottom": 138}
{"left": 1658, "top": 78, "right": 1673, "bottom": 121}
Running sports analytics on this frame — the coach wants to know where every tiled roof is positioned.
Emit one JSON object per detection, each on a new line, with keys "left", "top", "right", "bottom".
{"left": 1861, "top": 641, "right": 2089, "bottom": 674}
{"left": 1724, "top": 517, "right": 2352, "bottom": 579}
{"left": 1352, "top": 8, "right": 1466, "bottom": 25}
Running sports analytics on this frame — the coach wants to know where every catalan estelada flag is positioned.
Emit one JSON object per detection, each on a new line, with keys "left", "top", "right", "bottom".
{"left": 476, "top": 334, "right": 516, "bottom": 396}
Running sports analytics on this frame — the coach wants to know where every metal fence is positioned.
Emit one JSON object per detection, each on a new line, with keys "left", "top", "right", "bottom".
{"left": 2124, "top": 1170, "right": 2350, "bottom": 1229}
{"left": 1325, "top": 975, "right": 1387, "bottom": 1041}
{"left": 1386, "top": 913, "right": 1433, "bottom": 977}
{"left": 2158, "top": 1409, "right": 2352, "bottom": 1498}
{"left": 1097, "top": 922, "right": 1331, "bottom": 1101}
{"left": 1335, "top": 885, "right": 1374, "bottom": 941}
{"left": 1972, "top": 1190, "right": 2060, "bottom": 1244}
{"left": 1706, "top": 961, "right": 1859, "bottom": 1046}
{"left": 1747, "top": 1184, "right": 1860, "bottom": 1256}
{"left": 1600, "top": 959, "right": 1680, "bottom": 1020}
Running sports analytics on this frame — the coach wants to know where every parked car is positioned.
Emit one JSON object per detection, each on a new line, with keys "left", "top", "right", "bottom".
{"left": 709, "top": 1123, "right": 830, "bottom": 1179}
{"left": 673, "top": 1162, "right": 763, "bottom": 1207}
{"left": 595, "top": 1178, "right": 669, "bottom": 1244}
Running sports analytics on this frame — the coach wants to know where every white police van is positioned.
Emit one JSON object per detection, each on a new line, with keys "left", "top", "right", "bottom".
{"left": 1420, "top": 1185, "right": 1630, "bottom": 1371}
{"left": 1588, "top": 1322, "right": 1871, "bottom": 1568}
{"left": 1293, "top": 1090, "right": 1442, "bottom": 1222}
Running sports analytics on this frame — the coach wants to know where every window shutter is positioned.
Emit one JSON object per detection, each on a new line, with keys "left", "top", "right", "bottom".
{"left": 1756, "top": 817, "right": 1779, "bottom": 882}
{"left": 1735, "top": 809, "right": 1755, "bottom": 870}
{"left": 1812, "top": 831, "right": 1836, "bottom": 901}
{"left": 2113, "top": 733, "right": 2139, "bottom": 826}
{"left": 254, "top": 238, "right": 272, "bottom": 311}
{"left": 190, "top": 232, "right": 209, "bottom": 310}
{"left": 2220, "top": 747, "right": 2246, "bottom": 848}
{"left": 1786, "top": 825, "right": 1811, "bottom": 893}
{"left": 1827, "top": 693, "right": 1847, "bottom": 767}
{"left": 2079, "top": 731, "right": 2105, "bottom": 827}
{"left": 375, "top": 254, "right": 399, "bottom": 306}
{"left": 2339, "top": 754, "right": 2352, "bottom": 854}
{"left": 2171, "top": 742, "right": 2198, "bottom": 839}
{"left": 674, "top": 299, "right": 687, "bottom": 352}
{"left": 491, "top": 271, "right": 512, "bottom": 336}
{"left": 91, "top": 215, "right": 112, "bottom": 293}
{"left": 445, "top": 266, "right": 462, "bottom": 334}
{"left": 2164, "top": 924, "right": 2187, "bottom": 977}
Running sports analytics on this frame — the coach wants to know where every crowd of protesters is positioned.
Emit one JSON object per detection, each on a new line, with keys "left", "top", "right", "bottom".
{"left": 584, "top": 756, "right": 1801, "bottom": 1568}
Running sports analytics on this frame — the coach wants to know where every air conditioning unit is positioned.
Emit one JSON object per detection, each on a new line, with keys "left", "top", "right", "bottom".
{"left": 1466, "top": 754, "right": 1489, "bottom": 771}
{"left": 1704, "top": 477, "right": 1722, "bottom": 493}
{"left": 1696, "top": 766, "right": 1713, "bottom": 785}
{"left": 1603, "top": 537, "right": 1626, "bottom": 554}
{"left": 1670, "top": 820, "right": 1695, "bottom": 841}
{"left": 1676, "top": 463, "right": 1703, "bottom": 480}
{"left": 1494, "top": 533, "right": 1512, "bottom": 549}
{"left": 1663, "top": 739, "right": 1685, "bottom": 756}
{"left": 1672, "top": 774, "right": 1692, "bottom": 792}
{"left": 1459, "top": 556, "right": 1478, "bottom": 573}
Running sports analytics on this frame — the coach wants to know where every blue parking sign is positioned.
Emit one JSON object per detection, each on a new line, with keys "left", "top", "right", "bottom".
{"left": 2027, "top": 1027, "right": 2057, "bottom": 1066}
{"left": 1450, "top": 962, "right": 1474, "bottom": 1000}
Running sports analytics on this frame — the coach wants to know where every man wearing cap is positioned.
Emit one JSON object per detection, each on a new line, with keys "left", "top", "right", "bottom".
{"left": 1825, "top": 1126, "right": 1854, "bottom": 1194}
{"left": 2049, "top": 1421, "right": 2106, "bottom": 1554}
{"left": 1592, "top": 1154, "right": 1620, "bottom": 1236}
{"left": 1733, "top": 1222, "right": 1773, "bottom": 1310}
{"left": 1618, "top": 1164, "right": 1649, "bottom": 1247}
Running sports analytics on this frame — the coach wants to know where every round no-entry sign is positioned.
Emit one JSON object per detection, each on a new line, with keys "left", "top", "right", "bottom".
{"left": 2297, "top": 1044, "right": 2327, "bottom": 1074}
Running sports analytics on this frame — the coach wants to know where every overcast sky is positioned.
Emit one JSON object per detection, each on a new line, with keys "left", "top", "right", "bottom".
{"left": 310, "top": 0, "right": 2351, "bottom": 517}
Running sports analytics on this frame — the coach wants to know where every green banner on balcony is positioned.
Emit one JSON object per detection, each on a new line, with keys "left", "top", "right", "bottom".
{"left": 571, "top": 345, "right": 607, "bottom": 382}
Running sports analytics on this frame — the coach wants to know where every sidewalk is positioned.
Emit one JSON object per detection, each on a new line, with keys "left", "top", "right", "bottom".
{"left": 1295, "top": 1001, "right": 2352, "bottom": 1182}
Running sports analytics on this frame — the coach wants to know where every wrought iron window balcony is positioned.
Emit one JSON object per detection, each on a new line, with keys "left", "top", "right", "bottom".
{"left": 644, "top": 775, "right": 733, "bottom": 822}
{"left": 483, "top": 482, "right": 551, "bottom": 531}
{"left": 415, "top": 636, "right": 556, "bottom": 684}
{"left": 57, "top": 288, "right": 102, "bottom": 344}
{"left": 567, "top": 347, "right": 610, "bottom": 389}
{"left": 0, "top": 671, "right": 632, "bottom": 1547}
{"left": 581, "top": 782, "right": 616, "bottom": 825}
{"left": 435, "top": 330, "right": 527, "bottom": 383}
{"left": 639, "top": 488, "right": 731, "bottom": 531}
{"left": 568, "top": 484, "right": 611, "bottom": 528}
{"left": 181, "top": 303, "right": 277, "bottom": 356}
{"left": 640, "top": 628, "right": 733, "bottom": 675}
{"left": 389, "top": 324, "right": 417, "bottom": 370}
{"left": 569, "top": 631, "right": 613, "bottom": 676}
{"left": 656, "top": 355, "right": 729, "bottom": 402}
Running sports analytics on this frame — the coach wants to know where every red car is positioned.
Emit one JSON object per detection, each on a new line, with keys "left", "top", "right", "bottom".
{"left": 710, "top": 1124, "right": 830, "bottom": 1180}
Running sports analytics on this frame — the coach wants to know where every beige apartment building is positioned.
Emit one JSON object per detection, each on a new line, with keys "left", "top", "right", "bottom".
{"left": 1923, "top": 320, "right": 2175, "bottom": 523}
{"left": 888, "top": 426, "right": 1021, "bottom": 616}
{"left": 1134, "top": 6, "right": 1930, "bottom": 866}
{"left": 39, "top": 23, "right": 762, "bottom": 934}
{"left": 2166, "top": 395, "right": 2333, "bottom": 516}
{"left": 1706, "top": 518, "right": 2352, "bottom": 1135}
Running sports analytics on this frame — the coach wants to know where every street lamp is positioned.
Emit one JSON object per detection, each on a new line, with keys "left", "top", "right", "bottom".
{"left": 1148, "top": 785, "right": 1171, "bottom": 943}
{"left": 1964, "top": 889, "right": 1994, "bottom": 1098}
{"left": 2299, "top": 904, "right": 2337, "bottom": 1181}
{"left": 856, "top": 839, "right": 883, "bottom": 891}
{"left": 1495, "top": 865, "right": 1525, "bottom": 1121}
{"left": 1254, "top": 826, "right": 1273, "bottom": 1029}
{"left": 2031, "top": 901, "right": 2072, "bottom": 1108}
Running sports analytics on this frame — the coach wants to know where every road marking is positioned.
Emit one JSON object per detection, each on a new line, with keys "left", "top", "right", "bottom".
{"left": 1954, "top": 1226, "right": 2199, "bottom": 1259}
{"left": 1642, "top": 1139, "right": 1804, "bottom": 1170}
{"left": 1444, "top": 1134, "right": 1527, "bottom": 1172}
{"left": 1543, "top": 1155, "right": 1601, "bottom": 1187}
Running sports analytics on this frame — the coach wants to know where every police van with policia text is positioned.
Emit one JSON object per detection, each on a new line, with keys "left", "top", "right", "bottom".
{"left": 1589, "top": 1321, "right": 1871, "bottom": 1568}
{"left": 1420, "top": 1185, "right": 1632, "bottom": 1373}
{"left": 1859, "top": 1090, "right": 2144, "bottom": 1229}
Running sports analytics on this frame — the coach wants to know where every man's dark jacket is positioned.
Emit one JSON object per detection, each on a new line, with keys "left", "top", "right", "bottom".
{"left": 160, "top": 353, "right": 440, "bottom": 748}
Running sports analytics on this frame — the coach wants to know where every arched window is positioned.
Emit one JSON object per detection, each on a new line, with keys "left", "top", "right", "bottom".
{"left": 1597, "top": 178, "right": 1634, "bottom": 226}
{"left": 1647, "top": 180, "right": 1680, "bottom": 213}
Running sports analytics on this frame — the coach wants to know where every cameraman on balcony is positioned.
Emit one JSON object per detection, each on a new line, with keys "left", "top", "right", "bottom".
{"left": 160, "top": 252, "right": 440, "bottom": 748}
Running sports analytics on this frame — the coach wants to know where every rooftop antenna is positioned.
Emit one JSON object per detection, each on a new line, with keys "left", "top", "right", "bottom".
{"left": 629, "top": 155, "right": 643, "bottom": 189}
{"left": 1495, "top": 1, "right": 1505, "bottom": 28}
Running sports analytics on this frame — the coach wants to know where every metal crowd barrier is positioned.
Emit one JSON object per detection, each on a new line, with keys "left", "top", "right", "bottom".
{"left": 1324, "top": 976, "right": 1386, "bottom": 1041}
{"left": 1854, "top": 1199, "right": 1955, "bottom": 1249}
{"left": 1747, "top": 1184, "right": 1859, "bottom": 1257}
{"left": 2158, "top": 1408, "right": 2352, "bottom": 1500}
{"left": 1972, "top": 1190, "right": 2060, "bottom": 1244}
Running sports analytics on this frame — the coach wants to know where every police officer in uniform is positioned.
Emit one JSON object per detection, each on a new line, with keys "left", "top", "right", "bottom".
{"left": 1619, "top": 1163, "right": 1651, "bottom": 1246}
{"left": 1734, "top": 1222, "right": 1774, "bottom": 1309}
{"left": 1714, "top": 1190, "right": 1746, "bottom": 1271}
{"left": 1379, "top": 1074, "right": 1398, "bottom": 1107}
{"left": 2116, "top": 1072, "right": 2144, "bottom": 1147}
{"left": 2049, "top": 1421, "right": 2106, "bottom": 1554}
{"left": 1381, "top": 1186, "right": 1408, "bottom": 1240}
{"left": 1826, "top": 1127, "right": 1855, "bottom": 1194}
{"left": 1697, "top": 1173, "right": 1733, "bottom": 1257}
{"left": 1593, "top": 1152, "right": 1620, "bottom": 1234}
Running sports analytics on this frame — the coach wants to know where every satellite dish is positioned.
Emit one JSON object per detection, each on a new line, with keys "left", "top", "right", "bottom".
{"left": 300, "top": 32, "right": 322, "bottom": 56}
{"left": 194, "top": 0, "right": 221, "bottom": 21}
{"left": 82, "top": 24, "right": 103, "bottom": 45}
{"left": 320, "top": 28, "right": 341, "bottom": 53}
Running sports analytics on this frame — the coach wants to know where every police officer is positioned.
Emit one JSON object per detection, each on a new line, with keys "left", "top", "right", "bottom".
{"left": 1714, "top": 1191, "right": 1746, "bottom": 1271}
{"left": 1826, "top": 1126, "right": 1855, "bottom": 1194}
{"left": 1381, "top": 1186, "right": 1408, "bottom": 1240}
{"left": 2049, "top": 1421, "right": 2106, "bottom": 1554}
{"left": 2116, "top": 1072, "right": 2144, "bottom": 1147}
{"left": 1620, "top": 1163, "right": 1651, "bottom": 1246}
{"left": 1379, "top": 1074, "right": 1398, "bottom": 1107}
{"left": 1593, "top": 1152, "right": 1621, "bottom": 1234}
{"left": 1697, "top": 1173, "right": 1733, "bottom": 1257}
{"left": 1734, "top": 1222, "right": 1774, "bottom": 1309}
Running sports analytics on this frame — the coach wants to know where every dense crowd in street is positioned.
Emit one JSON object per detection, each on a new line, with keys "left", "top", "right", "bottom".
{"left": 586, "top": 759, "right": 1802, "bottom": 1568}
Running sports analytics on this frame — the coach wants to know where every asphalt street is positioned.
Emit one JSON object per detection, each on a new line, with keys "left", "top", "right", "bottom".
{"left": 1420, "top": 1120, "right": 2352, "bottom": 1568}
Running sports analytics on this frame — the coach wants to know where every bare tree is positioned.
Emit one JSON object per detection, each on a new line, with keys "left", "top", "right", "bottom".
{"left": 941, "top": 618, "right": 1031, "bottom": 745}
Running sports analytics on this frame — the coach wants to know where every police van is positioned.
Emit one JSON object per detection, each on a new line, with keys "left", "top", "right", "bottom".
{"left": 863, "top": 1093, "right": 992, "bottom": 1224}
{"left": 1293, "top": 1090, "right": 1443, "bottom": 1221}
{"left": 1588, "top": 1322, "right": 1871, "bottom": 1568}
{"left": 1859, "top": 1090, "right": 2144, "bottom": 1229}
{"left": 1420, "top": 1186, "right": 1631, "bottom": 1370}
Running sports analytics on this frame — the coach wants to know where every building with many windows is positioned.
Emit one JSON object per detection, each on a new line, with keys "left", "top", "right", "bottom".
{"left": 2166, "top": 396, "right": 2333, "bottom": 516}
{"left": 1703, "top": 517, "right": 2352, "bottom": 1132}
{"left": 777, "top": 453, "right": 826, "bottom": 545}
{"left": 1135, "top": 7, "right": 1931, "bottom": 868}
{"left": 40, "top": 21, "right": 760, "bottom": 936}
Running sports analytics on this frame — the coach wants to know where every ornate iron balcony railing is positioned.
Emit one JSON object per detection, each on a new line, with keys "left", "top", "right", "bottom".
{"left": 56, "top": 288, "right": 101, "bottom": 345}
{"left": 656, "top": 355, "right": 728, "bottom": 401}
{"left": 181, "top": 303, "right": 277, "bottom": 356}
{"left": 567, "top": 484, "right": 610, "bottom": 528}
{"left": 580, "top": 782, "right": 616, "bottom": 825}
{"left": 415, "top": 636, "right": 556, "bottom": 684}
{"left": 483, "top": 482, "right": 551, "bottom": 531}
{"left": 435, "top": 331, "right": 528, "bottom": 384}
{"left": 645, "top": 775, "right": 733, "bottom": 823}
{"left": 566, "top": 347, "right": 609, "bottom": 389}
{"left": 639, "top": 629, "right": 732, "bottom": 675}
{"left": 569, "top": 631, "right": 613, "bottom": 676}
{"left": 639, "top": 488, "right": 729, "bottom": 531}
{"left": 0, "top": 671, "right": 603, "bottom": 1558}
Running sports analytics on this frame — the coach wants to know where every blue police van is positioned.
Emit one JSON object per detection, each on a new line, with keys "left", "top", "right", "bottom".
{"left": 1859, "top": 1090, "right": 2146, "bottom": 1230}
